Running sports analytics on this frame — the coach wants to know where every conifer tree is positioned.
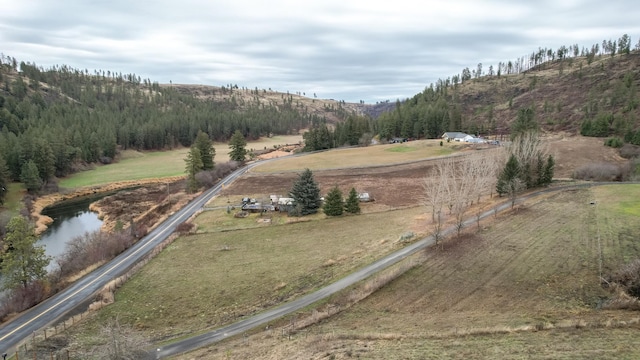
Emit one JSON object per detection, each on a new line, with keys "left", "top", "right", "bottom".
{"left": 496, "top": 154, "right": 521, "bottom": 197}
{"left": 228, "top": 130, "right": 247, "bottom": 162}
{"left": 323, "top": 186, "right": 343, "bottom": 216}
{"left": 541, "top": 155, "right": 555, "bottom": 186}
{"left": 289, "top": 168, "right": 321, "bottom": 216}
{"left": 20, "top": 160, "right": 42, "bottom": 193}
{"left": 1, "top": 216, "right": 51, "bottom": 290}
{"left": 194, "top": 130, "right": 215, "bottom": 170}
{"left": 344, "top": 187, "right": 361, "bottom": 214}
{"left": 184, "top": 147, "right": 203, "bottom": 193}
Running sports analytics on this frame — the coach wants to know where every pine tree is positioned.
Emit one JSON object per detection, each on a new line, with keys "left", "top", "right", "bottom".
{"left": 228, "top": 130, "right": 247, "bottom": 162}
{"left": 344, "top": 187, "right": 361, "bottom": 214}
{"left": 20, "top": 160, "right": 42, "bottom": 193}
{"left": 289, "top": 168, "right": 321, "bottom": 216}
{"left": 0, "top": 154, "right": 9, "bottom": 205}
{"left": 194, "top": 130, "right": 215, "bottom": 170}
{"left": 323, "top": 186, "right": 343, "bottom": 216}
{"left": 541, "top": 155, "right": 555, "bottom": 186}
{"left": 496, "top": 154, "right": 520, "bottom": 196}
{"left": 1, "top": 216, "right": 51, "bottom": 290}
{"left": 184, "top": 146, "right": 203, "bottom": 193}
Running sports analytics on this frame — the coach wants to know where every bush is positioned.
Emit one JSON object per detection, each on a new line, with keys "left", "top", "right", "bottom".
{"left": 606, "top": 259, "right": 640, "bottom": 298}
{"left": 619, "top": 143, "right": 640, "bottom": 159}
{"left": 572, "top": 162, "right": 626, "bottom": 181}
{"left": 176, "top": 221, "right": 195, "bottom": 235}
{"left": 604, "top": 137, "right": 624, "bottom": 148}
{"left": 53, "top": 231, "right": 135, "bottom": 283}
{"left": 0, "top": 280, "right": 48, "bottom": 322}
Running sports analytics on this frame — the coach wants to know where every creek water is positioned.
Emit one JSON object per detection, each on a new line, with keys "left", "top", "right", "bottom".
{"left": 37, "top": 195, "right": 104, "bottom": 262}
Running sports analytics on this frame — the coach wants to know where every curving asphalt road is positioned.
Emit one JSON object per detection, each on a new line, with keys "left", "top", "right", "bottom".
{"left": 0, "top": 162, "right": 260, "bottom": 355}
{"left": 154, "top": 181, "right": 608, "bottom": 358}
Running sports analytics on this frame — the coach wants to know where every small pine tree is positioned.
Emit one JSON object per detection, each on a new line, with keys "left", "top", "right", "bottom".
{"left": 541, "top": 155, "right": 555, "bottom": 186}
{"left": 289, "top": 168, "right": 321, "bottom": 216}
{"left": 228, "top": 130, "right": 248, "bottom": 162}
{"left": 184, "top": 147, "right": 203, "bottom": 193}
{"left": 496, "top": 154, "right": 520, "bottom": 196}
{"left": 344, "top": 188, "right": 361, "bottom": 214}
{"left": 323, "top": 186, "right": 343, "bottom": 216}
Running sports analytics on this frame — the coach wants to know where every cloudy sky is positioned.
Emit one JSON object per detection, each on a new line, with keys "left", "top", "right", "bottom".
{"left": 1, "top": 0, "right": 639, "bottom": 103}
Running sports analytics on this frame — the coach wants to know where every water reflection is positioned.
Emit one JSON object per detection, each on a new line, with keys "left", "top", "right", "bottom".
{"left": 37, "top": 196, "right": 104, "bottom": 261}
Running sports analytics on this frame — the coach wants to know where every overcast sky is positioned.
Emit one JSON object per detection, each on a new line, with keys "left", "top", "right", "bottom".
{"left": 1, "top": 1, "right": 639, "bottom": 103}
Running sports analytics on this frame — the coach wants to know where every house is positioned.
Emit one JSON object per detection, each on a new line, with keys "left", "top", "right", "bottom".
{"left": 441, "top": 132, "right": 470, "bottom": 141}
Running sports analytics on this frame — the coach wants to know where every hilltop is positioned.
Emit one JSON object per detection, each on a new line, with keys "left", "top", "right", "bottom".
{"left": 165, "top": 83, "right": 376, "bottom": 124}
{"left": 375, "top": 51, "right": 640, "bottom": 141}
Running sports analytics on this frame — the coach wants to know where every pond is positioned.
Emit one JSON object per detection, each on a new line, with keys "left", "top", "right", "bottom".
{"left": 37, "top": 195, "right": 104, "bottom": 262}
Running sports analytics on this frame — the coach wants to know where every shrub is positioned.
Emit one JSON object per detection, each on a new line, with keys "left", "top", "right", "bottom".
{"left": 572, "top": 162, "right": 625, "bottom": 181}
{"left": 619, "top": 143, "right": 640, "bottom": 159}
{"left": 53, "top": 231, "right": 135, "bottom": 283}
{"left": 0, "top": 280, "right": 48, "bottom": 322}
{"left": 176, "top": 221, "right": 195, "bottom": 235}
{"left": 606, "top": 259, "right": 640, "bottom": 298}
{"left": 604, "top": 137, "right": 624, "bottom": 148}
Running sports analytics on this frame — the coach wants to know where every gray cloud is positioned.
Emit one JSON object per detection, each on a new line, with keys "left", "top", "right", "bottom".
{"left": 1, "top": 0, "right": 639, "bottom": 103}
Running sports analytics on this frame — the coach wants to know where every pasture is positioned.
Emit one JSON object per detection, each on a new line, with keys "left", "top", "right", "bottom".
{"left": 58, "top": 135, "right": 303, "bottom": 188}
{"left": 250, "top": 139, "right": 458, "bottom": 173}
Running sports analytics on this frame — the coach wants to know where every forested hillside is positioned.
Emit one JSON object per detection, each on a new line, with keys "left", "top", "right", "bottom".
{"left": 2, "top": 34, "right": 640, "bottom": 192}
{"left": 374, "top": 34, "right": 640, "bottom": 143}
{"left": 0, "top": 55, "right": 344, "bottom": 188}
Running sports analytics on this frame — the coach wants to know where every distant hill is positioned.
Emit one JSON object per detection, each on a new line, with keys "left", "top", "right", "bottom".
{"left": 165, "top": 83, "right": 368, "bottom": 124}
{"left": 375, "top": 50, "right": 640, "bottom": 140}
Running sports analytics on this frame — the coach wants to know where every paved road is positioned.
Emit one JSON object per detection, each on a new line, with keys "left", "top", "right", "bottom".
{"left": 154, "top": 181, "right": 610, "bottom": 358}
{"left": 0, "top": 163, "right": 258, "bottom": 355}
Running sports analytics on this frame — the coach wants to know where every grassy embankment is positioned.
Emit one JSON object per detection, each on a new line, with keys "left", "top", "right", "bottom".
{"left": 193, "top": 184, "right": 640, "bottom": 359}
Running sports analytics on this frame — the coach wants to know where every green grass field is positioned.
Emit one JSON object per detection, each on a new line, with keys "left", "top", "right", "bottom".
{"left": 58, "top": 135, "right": 303, "bottom": 188}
